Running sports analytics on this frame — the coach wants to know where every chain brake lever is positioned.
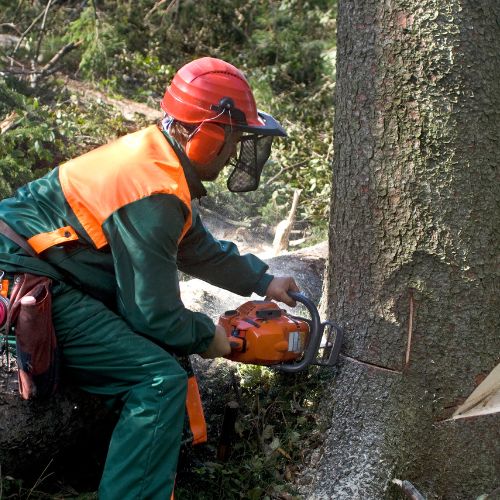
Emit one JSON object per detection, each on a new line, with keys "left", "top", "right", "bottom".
{"left": 314, "top": 320, "right": 344, "bottom": 367}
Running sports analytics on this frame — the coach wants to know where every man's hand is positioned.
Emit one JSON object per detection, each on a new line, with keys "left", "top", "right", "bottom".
{"left": 200, "top": 325, "right": 231, "bottom": 359}
{"left": 265, "top": 276, "right": 300, "bottom": 307}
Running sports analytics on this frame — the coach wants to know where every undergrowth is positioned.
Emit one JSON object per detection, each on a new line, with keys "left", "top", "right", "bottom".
{"left": 0, "top": 0, "right": 336, "bottom": 235}
{"left": 0, "top": 364, "right": 334, "bottom": 499}
{"left": 0, "top": 2, "right": 336, "bottom": 497}
{"left": 175, "top": 364, "right": 334, "bottom": 500}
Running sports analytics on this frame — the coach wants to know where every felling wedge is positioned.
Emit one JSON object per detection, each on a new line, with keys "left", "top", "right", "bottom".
{"left": 451, "top": 362, "right": 500, "bottom": 420}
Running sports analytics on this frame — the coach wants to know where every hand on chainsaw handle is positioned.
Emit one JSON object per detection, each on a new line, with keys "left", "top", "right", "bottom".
{"left": 200, "top": 325, "right": 231, "bottom": 359}
{"left": 265, "top": 276, "right": 300, "bottom": 307}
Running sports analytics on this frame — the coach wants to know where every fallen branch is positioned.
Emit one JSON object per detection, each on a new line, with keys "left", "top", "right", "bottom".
{"left": 0, "top": 53, "right": 24, "bottom": 70}
{"left": 289, "top": 237, "right": 306, "bottom": 247}
{"left": 0, "top": 23, "right": 21, "bottom": 34}
{"left": 272, "top": 188, "right": 302, "bottom": 256}
{"left": 3, "top": 41, "right": 82, "bottom": 82}
{"left": 34, "top": 0, "right": 54, "bottom": 65}
{"left": 264, "top": 160, "right": 308, "bottom": 186}
{"left": 0, "top": 112, "right": 21, "bottom": 134}
{"left": 145, "top": 0, "right": 178, "bottom": 20}
{"left": 36, "top": 40, "right": 82, "bottom": 78}
{"left": 12, "top": 6, "right": 49, "bottom": 55}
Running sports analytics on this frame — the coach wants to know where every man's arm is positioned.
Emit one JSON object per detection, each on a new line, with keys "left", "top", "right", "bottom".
{"left": 177, "top": 209, "right": 273, "bottom": 295}
{"left": 102, "top": 194, "right": 219, "bottom": 356}
{"left": 178, "top": 208, "right": 299, "bottom": 303}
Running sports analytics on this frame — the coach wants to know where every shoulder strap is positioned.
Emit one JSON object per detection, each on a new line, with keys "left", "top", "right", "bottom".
{"left": 0, "top": 220, "right": 37, "bottom": 257}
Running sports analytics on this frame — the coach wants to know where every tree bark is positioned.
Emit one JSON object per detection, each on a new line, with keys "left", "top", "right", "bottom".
{"left": 303, "top": 0, "right": 500, "bottom": 498}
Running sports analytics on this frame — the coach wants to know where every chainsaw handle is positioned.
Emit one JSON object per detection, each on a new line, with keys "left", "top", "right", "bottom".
{"left": 277, "top": 291, "right": 322, "bottom": 373}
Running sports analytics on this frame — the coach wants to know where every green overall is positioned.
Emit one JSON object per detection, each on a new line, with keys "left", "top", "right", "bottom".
{"left": 0, "top": 126, "right": 272, "bottom": 499}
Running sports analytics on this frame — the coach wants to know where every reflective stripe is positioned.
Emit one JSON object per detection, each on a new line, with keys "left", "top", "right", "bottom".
{"left": 186, "top": 375, "right": 207, "bottom": 445}
{"left": 58, "top": 126, "right": 192, "bottom": 249}
{"left": 27, "top": 226, "right": 79, "bottom": 254}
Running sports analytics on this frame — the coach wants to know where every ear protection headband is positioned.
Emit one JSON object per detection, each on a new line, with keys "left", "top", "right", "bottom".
{"left": 185, "top": 97, "right": 243, "bottom": 165}
{"left": 185, "top": 122, "right": 226, "bottom": 165}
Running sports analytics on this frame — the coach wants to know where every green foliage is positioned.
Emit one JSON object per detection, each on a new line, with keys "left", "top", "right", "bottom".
{"left": 0, "top": 3, "right": 336, "bottom": 494}
{"left": 0, "top": 77, "right": 146, "bottom": 198}
{"left": 175, "top": 365, "right": 332, "bottom": 500}
{"left": 0, "top": 0, "right": 336, "bottom": 231}
{"left": 189, "top": 1, "right": 336, "bottom": 230}
{"left": 0, "top": 79, "right": 60, "bottom": 197}
{"left": 64, "top": 5, "right": 126, "bottom": 81}
{"left": 0, "top": 475, "right": 24, "bottom": 498}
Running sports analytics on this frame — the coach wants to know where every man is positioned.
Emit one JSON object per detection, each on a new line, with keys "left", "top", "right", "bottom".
{"left": 0, "top": 57, "right": 298, "bottom": 498}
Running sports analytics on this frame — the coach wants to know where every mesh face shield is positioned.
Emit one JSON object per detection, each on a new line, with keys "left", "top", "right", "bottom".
{"left": 226, "top": 135, "right": 274, "bottom": 192}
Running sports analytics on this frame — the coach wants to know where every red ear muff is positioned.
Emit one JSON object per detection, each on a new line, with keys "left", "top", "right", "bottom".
{"left": 186, "top": 123, "right": 225, "bottom": 165}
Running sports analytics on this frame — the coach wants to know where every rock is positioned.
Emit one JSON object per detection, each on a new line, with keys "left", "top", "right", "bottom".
{"left": 0, "top": 34, "right": 20, "bottom": 50}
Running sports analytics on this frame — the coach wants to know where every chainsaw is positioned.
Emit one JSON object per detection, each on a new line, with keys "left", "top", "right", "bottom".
{"left": 219, "top": 291, "right": 343, "bottom": 373}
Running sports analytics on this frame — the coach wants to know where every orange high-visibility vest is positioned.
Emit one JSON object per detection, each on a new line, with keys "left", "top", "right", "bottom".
{"left": 28, "top": 126, "right": 193, "bottom": 254}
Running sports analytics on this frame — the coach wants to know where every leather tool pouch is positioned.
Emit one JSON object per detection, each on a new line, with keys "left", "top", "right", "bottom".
{"left": 6, "top": 273, "right": 60, "bottom": 400}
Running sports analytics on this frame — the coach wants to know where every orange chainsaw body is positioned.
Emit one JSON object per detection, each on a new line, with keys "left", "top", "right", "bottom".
{"left": 219, "top": 300, "right": 309, "bottom": 365}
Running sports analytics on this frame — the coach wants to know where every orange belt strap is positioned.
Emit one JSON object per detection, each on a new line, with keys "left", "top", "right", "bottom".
{"left": 186, "top": 375, "right": 207, "bottom": 445}
{"left": 27, "top": 226, "right": 78, "bottom": 254}
{"left": 0, "top": 279, "right": 8, "bottom": 298}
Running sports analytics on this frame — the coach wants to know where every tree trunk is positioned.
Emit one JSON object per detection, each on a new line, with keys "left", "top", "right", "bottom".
{"left": 302, "top": 1, "right": 500, "bottom": 498}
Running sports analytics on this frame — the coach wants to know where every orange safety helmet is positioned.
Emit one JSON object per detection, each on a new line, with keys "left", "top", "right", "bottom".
{"left": 161, "top": 57, "right": 286, "bottom": 192}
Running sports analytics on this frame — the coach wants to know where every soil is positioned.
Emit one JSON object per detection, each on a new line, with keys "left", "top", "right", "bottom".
{"left": 61, "top": 75, "right": 163, "bottom": 122}
{"left": 0, "top": 350, "right": 18, "bottom": 394}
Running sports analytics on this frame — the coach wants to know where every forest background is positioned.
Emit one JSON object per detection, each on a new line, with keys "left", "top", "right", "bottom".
{"left": 0, "top": 0, "right": 336, "bottom": 242}
{"left": 2, "top": 2, "right": 498, "bottom": 499}
{"left": 0, "top": 1, "right": 336, "bottom": 498}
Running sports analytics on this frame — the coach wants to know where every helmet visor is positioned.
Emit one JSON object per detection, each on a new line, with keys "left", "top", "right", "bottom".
{"left": 226, "top": 135, "right": 274, "bottom": 192}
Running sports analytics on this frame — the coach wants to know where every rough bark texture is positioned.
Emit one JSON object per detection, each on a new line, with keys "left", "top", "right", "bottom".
{"left": 302, "top": 0, "right": 500, "bottom": 498}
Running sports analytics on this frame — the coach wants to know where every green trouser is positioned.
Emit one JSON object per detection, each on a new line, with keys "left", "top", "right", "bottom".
{"left": 51, "top": 281, "right": 187, "bottom": 499}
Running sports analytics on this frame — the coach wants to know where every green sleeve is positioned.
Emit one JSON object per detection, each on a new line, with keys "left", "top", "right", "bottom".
{"left": 102, "top": 194, "right": 216, "bottom": 356}
{"left": 177, "top": 208, "right": 274, "bottom": 297}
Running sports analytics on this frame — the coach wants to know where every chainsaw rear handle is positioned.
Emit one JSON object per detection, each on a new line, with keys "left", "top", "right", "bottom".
{"left": 277, "top": 291, "right": 322, "bottom": 373}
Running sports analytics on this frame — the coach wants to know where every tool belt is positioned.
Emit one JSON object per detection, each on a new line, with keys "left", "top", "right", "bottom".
{"left": 0, "top": 220, "right": 60, "bottom": 400}
{"left": 0, "top": 222, "right": 207, "bottom": 446}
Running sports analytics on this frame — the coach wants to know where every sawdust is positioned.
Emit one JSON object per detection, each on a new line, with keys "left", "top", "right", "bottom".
{"left": 198, "top": 205, "right": 275, "bottom": 256}
{"left": 0, "top": 351, "right": 19, "bottom": 394}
